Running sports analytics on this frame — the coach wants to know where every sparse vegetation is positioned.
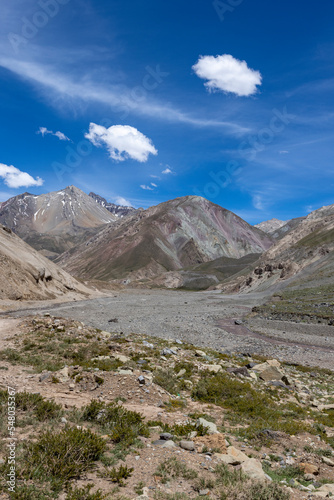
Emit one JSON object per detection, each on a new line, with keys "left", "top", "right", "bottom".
{"left": 81, "top": 400, "right": 149, "bottom": 446}
{"left": 21, "top": 427, "right": 106, "bottom": 485}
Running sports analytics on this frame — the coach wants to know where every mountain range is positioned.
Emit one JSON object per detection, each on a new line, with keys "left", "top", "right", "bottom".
{"left": 0, "top": 185, "right": 333, "bottom": 298}
{"left": 57, "top": 195, "right": 273, "bottom": 285}
{"left": 0, "top": 186, "right": 116, "bottom": 259}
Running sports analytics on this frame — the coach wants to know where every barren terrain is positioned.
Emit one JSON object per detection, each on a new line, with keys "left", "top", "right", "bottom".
{"left": 2, "top": 289, "right": 334, "bottom": 370}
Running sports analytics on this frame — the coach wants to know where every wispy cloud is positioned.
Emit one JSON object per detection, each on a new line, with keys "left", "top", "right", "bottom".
{"left": 162, "top": 166, "right": 173, "bottom": 174}
{"left": 114, "top": 196, "right": 132, "bottom": 206}
{"left": 140, "top": 184, "right": 154, "bottom": 191}
{"left": 0, "top": 55, "right": 249, "bottom": 135}
{"left": 37, "top": 126, "right": 70, "bottom": 141}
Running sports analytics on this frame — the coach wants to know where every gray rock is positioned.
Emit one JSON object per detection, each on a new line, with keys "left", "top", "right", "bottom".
{"left": 153, "top": 440, "right": 176, "bottom": 448}
{"left": 138, "top": 376, "right": 146, "bottom": 385}
{"left": 197, "top": 418, "right": 218, "bottom": 434}
{"left": 259, "top": 366, "right": 284, "bottom": 382}
{"left": 161, "top": 348, "right": 177, "bottom": 356}
{"left": 39, "top": 372, "right": 51, "bottom": 382}
{"left": 234, "top": 320, "right": 243, "bottom": 325}
{"left": 179, "top": 440, "right": 195, "bottom": 451}
{"left": 143, "top": 341, "right": 154, "bottom": 348}
{"left": 226, "top": 366, "right": 250, "bottom": 377}
{"left": 160, "top": 433, "right": 173, "bottom": 440}
{"left": 199, "top": 489, "right": 210, "bottom": 496}
{"left": 61, "top": 417, "right": 68, "bottom": 424}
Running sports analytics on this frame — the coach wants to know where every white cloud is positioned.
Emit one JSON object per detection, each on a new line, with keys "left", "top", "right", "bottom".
{"left": 192, "top": 54, "right": 262, "bottom": 97}
{"left": 0, "top": 163, "right": 44, "bottom": 188}
{"left": 162, "top": 167, "right": 172, "bottom": 174}
{"left": 140, "top": 184, "right": 154, "bottom": 191}
{"left": 150, "top": 174, "right": 160, "bottom": 179}
{"left": 37, "top": 126, "right": 70, "bottom": 141}
{"left": 114, "top": 196, "right": 132, "bottom": 207}
{"left": 151, "top": 182, "right": 157, "bottom": 187}
{"left": 85, "top": 123, "right": 158, "bottom": 163}
{"left": 279, "top": 150, "right": 289, "bottom": 154}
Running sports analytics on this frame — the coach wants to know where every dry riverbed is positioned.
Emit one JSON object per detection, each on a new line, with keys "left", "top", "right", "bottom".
{"left": 1, "top": 289, "right": 334, "bottom": 371}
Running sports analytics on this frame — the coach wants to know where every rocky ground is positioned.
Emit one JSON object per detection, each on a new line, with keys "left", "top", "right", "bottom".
{"left": 0, "top": 315, "right": 333, "bottom": 499}
{"left": 2, "top": 289, "right": 334, "bottom": 370}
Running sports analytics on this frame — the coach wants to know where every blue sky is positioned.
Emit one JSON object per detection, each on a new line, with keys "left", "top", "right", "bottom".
{"left": 0, "top": 0, "right": 333, "bottom": 223}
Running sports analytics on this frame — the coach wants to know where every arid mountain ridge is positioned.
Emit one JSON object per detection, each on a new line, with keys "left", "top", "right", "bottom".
{"left": 58, "top": 195, "right": 273, "bottom": 285}
{"left": 0, "top": 185, "right": 333, "bottom": 297}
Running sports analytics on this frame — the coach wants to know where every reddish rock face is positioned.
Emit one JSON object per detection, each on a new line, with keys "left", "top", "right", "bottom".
{"left": 59, "top": 195, "right": 273, "bottom": 282}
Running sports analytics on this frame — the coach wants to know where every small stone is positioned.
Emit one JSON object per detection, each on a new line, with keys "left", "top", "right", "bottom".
{"left": 39, "top": 372, "right": 51, "bottom": 382}
{"left": 153, "top": 440, "right": 176, "bottom": 448}
{"left": 69, "top": 384, "right": 75, "bottom": 391}
{"left": 138, "top": 376, "right": 146, "bottom": 385}
{"left": 61, "top": 417, "right": 68, "bottom": 424}
{"left": 195, "top": 350, "right": 206, "bottom": 357}
{"left": 322, "top": 456, "right": 334, "bottom": 466}
{"left": 234, "top": 319, "right": 243, "bottom": 325}
{"left": 226, "top": 366, "right": 250, "bottom": 377}
{"left": 112, "top": 353, "right": 130, "bottom": 363}
{"left": 118, "top": 369, "right": 133, "bottom": 375}
{"left": 199, "top": 489, "right": 210, "bottom": 496}
{"left": 160, "top": 433, "right": 173, "bottom": 441}
{"left": 179, "top": 440, "right": 195, "bottom": 451}
{"left": 205, "top": 365, "right": 222, "bottom": 374}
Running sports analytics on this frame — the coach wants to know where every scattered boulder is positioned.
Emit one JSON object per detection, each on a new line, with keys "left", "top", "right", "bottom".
{"left": 160, "top": 433, "right": 173, "bottom": 441}
{"left": 240, "top": 458, "right": 266, "bottom": 481}
{"left": 259, "top": 366, "right": 284, "bottom": 382}
{"left": 299, "top": 463, "right": 319, "bottom": 475}
{"left": 205, "top": 365, "right": 222, "bottom": 374}
{"left": 179, "top": 440, "right": 195, "bottom": 451}
{"left": 56, "top": 366, "right": 70, "bottom": 383}
{"left": 197, "top": 418, "right": 219, "bottom": 434}
{"left": 215, "top": 446, "right": 249, "bottom": 465}
{"left": 322, "top": 456, "right": 334, "bottom": 467}
{"left": 226, "top": 366, "right": 250, "bottom": 377}
{"left": 112, "top": 353, "right": 130, "bottom": 363}
{"left": 195, "top": 350, "right": 207, "bottom": 357}
{"left": 39, "top": 372, "right": 51, "bottom": 382}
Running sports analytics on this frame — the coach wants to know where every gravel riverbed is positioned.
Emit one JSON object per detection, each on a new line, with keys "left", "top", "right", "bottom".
{"left": 3, "top": 289, "right": 334, "bottom": 370}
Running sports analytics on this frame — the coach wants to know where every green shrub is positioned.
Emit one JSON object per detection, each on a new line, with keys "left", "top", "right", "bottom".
{"left": 81, "top": 400, "right": 149, "bottom": 446}
{"left": 153, "top": 369, "right": 180, "bottom": 395}
{"left": 101, "top": 464, "right": 134, "bottom": 486}
{"left": 22, "top": 427, "right": 106, "bottom": 484}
